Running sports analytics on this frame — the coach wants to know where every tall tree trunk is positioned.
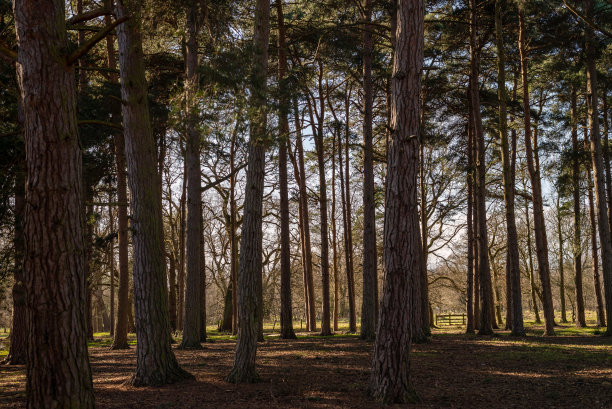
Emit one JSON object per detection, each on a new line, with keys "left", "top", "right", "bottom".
{"left": 5, "top": 147, "right": 26, "bottom": 364}
{"left": 571, "top": 88, "right": 586, "bottom": 327}
{"left": 115, "top": 0, "right": 192, "bottom": 385}
{"left": 292, "top": 98, "right": 316, "bottom": 332}
{"left": 603, "top": 92, "right": 612, "bottom": 234}
{"left": 361, "top": 0, "right": 378, "bottom": 342}
{"left": 472, "top": 110, "right": 480, "bottom": 331}
{"left": 109, "top": 194, "right": 116, "bottom": 336}
{"left": 230, "top": 116, "right": 239, "bottom": 335}
{"left": 180, "top": 2, "right": 203, "bottom": 349}
{"left": 226, "top": 0, "right": 270, "bottom": 383}
{"left": 14, "top": 0, "right": 95, "bottom": 405}
{"left": 331, "top": 130, "right": 340, "bottom": 332}
{"left": 587, "top": 130, "right": 607, "bottom": 328}
{"left": 518, "top": 7, "right": 555, "bottom": 335}
{"left": 200, "top": 209, "right": 207, "bottom": 342}
{"left": 466, "top": 117, "right": 475, "bottom": 334}
{"left": 584, "top": 0, "right": 612, "bottom": 336}
{"left": 105, "top": 0, "right": 131, "bottom": 349}
{"left": 312, "top": 64, "right": 332, "bottom": 335}
{"left": 470, "top": 0, "right": 494, "bottom": 335}
{"left": 342, "top": 88, "right": 357, "bottom": 333}
{"left": 495, "top": 0, "right": 524, "bottom": 335}
{"left": 277, "top": 0, "right": 296, "bottom": 339}
{"left": 369, "top": 0, "right": 423, "bottom": 402}
{"left": 178, "top": 164, "right": 186, "bottom": 331}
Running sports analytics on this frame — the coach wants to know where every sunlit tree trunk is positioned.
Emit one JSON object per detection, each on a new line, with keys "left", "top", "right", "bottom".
{"left": 369, "top": 0, "right": 423, "bottom": 402}
{"left": 226, "top": 0, "right": 270, "bottom": 383}
{"left": 518, "top": 7, "right": 554, "bottom": 335}
{"left": 587, "top": 129, "right": 607, "bottom": 328}
{"left": 179, "top": 1, "right": 203, "bottom": 349}
{"left": 495, "top": 0, "right": 524, "bottom": 335}
{"left": 14, "top": 0, "right": 95, "bottom": 405}
{"left": 361, "top": 0, "right": 378, "bottom": 341}
{"left": 584, "top": 0, "right": 612, "bottom": 335}
{"left": 115, "top": 0, "right": 192, "bottom": 385}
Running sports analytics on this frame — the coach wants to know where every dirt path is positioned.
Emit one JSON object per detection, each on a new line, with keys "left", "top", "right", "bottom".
{"left": 1, "top": 332, "right": 610, "bottom": 408}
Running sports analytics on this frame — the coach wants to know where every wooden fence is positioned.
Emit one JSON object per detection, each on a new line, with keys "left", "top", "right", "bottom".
{"left": 435, "top": 313, "right": 466, "bottom": 326}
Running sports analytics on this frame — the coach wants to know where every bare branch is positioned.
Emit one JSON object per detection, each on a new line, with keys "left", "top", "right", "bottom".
{"left": 66, "top": 16, "right": 129, "bottom": 66}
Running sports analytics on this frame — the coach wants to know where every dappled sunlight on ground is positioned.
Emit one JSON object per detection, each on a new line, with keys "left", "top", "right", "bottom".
{"left": 1, "top": 324, "right": 610, "bottom": 408}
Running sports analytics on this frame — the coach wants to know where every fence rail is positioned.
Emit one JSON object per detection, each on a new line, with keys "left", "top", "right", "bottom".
{"left": 435, "top": 313, "right": 466, "bottom": 326}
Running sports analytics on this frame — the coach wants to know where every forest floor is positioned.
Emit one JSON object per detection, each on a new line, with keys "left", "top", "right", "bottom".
{"left": 1, "top": 321, "right": 611, "bottom": 408}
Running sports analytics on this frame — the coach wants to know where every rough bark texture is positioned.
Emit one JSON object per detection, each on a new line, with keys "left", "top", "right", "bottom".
{"left": 226, "top": 0, "right": 270, "bottom": 383}
{"left": 277, "top": 0, "right": 296, "bottom": 340}
{"left": 470, "top": 0, "right": 494, "bottom": 336}
{"left": 584, "top": 0, "right": 612, "bottom": 336}
{"left": 518, "top": 8, "right": 555, "bottom": 335}
{"left": 180, "top": 3, "right": 203, "bottom": 350}
{"left": 495, "top": 0, "right": 524, "bottom": 336}
{"left": 570, "top": 88, "right": 586, "bottom": 327}
{"left": 557, "top": 199, "right": 567, "bottom": 323}
{"left": 369, "top": 0, "right": 423, "bottom": 403}
{"left": 115, "top": 0, "right": 192, "bottom": 385}
{"left": 14, "top": 0, "right": 95, "bottom": 406}
{"left": 361, "top": 0, "right": 378, "bottom": 342}
{"left": 178, "top": 167, "right": 186, "bottom": 331}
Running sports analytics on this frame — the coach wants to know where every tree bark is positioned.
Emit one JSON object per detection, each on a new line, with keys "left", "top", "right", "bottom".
{"left": 109, "top": 193, "right": 116, "bottom": 336}
{"left": 200, "top": 209, "right": 207, "bottom": 342}
{"left": 587, "top": 129, "right": 607, "bottom": 328}
{"left": 518, "top": 7, "right": 555, "bottom": 335}
{"left": 179, "top": 2, "right": 203, "bottom": 350}
{"left": 369, "top": 0, "right": 423, "bottom": 402}
{"left": 331, "top": 130, "right": 339, "bottom": 332}
{"left": 312, "top": 62, "right": 332, "bottom": 336}
{"left": 230, "top": 115, "right": 239, "bottom": 335}
{"left": 14, "top": 0, "right": 95, "bottom": 405}
{"left": 584, "top": 0, "right": 612, "bottom": 336}
{"left": 178, "top": 163, "right": 186, "bottom": 331}
{"left": 292, "top": 98, "right": 316, "bottom": 332}
{"left": 571, "top": 88, "right": 586, "bottom": 327}
{"left": 226, "top": 0, "right": 270, "bottom": 383}
{"left": 277, "top": 0, "right": 296, "bottom": 340}
{"left": 470, "top": 0, "right": 494, "bottom": 335}
{"left": 361, "top": 0, "right": 378, "bottom": 342}
{"left": 466, "top": 115, "right": 475, "bottom": 334}
{"left": 104, "top": 0, "right": 131, "bottom": 349}
{"left": 115, "top": 0, "right": 192, "bottom": 385}
{"left": 339, "top": 91, "right": 357, "bottom": 333}
{"left": 495, "top": 0, "right": 524, "bottom": 336}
